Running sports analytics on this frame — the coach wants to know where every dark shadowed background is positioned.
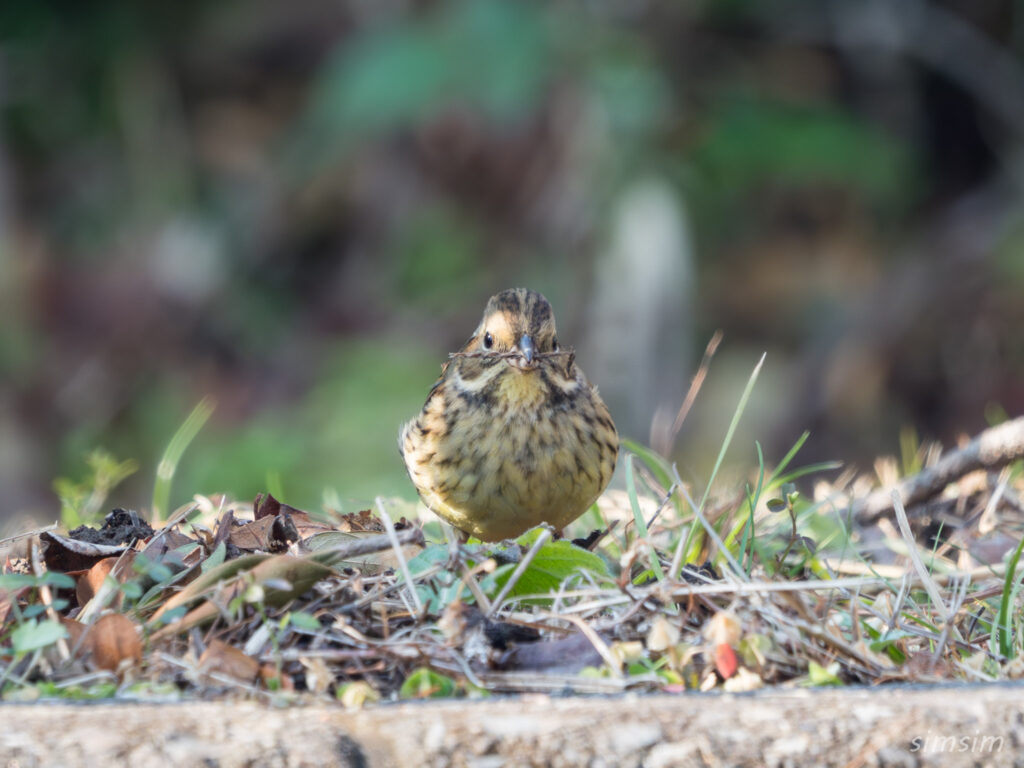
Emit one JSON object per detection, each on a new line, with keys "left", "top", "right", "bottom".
{"left": 2, "top": 0, "right": 1022, "bottom": 527}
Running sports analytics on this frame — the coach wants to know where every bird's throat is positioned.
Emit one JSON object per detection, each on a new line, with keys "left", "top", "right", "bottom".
{"left": 496, "top": 367, "right": 548, "bottom": 409}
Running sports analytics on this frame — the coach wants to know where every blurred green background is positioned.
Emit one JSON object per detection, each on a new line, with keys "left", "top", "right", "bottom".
{"left": 2, "top": 0, "right": 1023, "bottom": 525}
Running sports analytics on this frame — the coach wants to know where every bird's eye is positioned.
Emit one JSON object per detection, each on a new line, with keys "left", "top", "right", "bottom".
{"left": 483, "top": 332, "right": 494, "bottom": 349}
{"left": 552, "top": 338, "right": 559, "bottom": 351}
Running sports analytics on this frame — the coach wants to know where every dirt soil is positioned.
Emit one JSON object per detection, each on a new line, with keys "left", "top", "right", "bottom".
{"left": 2, "top": 683, "right": 1022, "bottom": 767}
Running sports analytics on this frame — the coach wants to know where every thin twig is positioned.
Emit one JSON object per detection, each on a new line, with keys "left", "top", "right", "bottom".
{"left": 853, "top": 417, "right": 1024, "bottom": 522}
{"left": 0, "top": 523, "right": 57, "bottom": 548}
{"left": 449, "top": 348, "right": 574, "bottom": 360}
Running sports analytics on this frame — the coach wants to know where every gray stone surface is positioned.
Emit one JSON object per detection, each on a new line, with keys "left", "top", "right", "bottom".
{"left": 2, "top": 683, "right": 1022, "bottom": 767}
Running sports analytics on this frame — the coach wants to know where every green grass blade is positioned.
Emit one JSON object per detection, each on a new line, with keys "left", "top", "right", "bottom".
{"left": 626, "top": 454, "right": 665, "bottom": 581}
{"left": 996, "top": 535, "right": 1024, "bottom": 658}
{"left": 768, "top": 430, "right": 809, "bottom": 483}
{"left": 620, "top": 438, "right": 673, "bottom": 491}
{"left": 698, "top": 352, "right": 765, "bottom": 511}
{"left": 739, "top": 441, "right": 765, "bottom": 574}
{"left": 769, "top": 461, "right": 843, "bottom": 489}
{"left": 152, "top": 397, "right": 215, "bottom": 523}
{"left": 670, "top": 353, "right": 765, "bottom": 575}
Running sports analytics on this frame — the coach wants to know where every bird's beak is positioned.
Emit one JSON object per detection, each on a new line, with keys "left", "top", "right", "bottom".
{"left": 518, "top": 334, "right": 535, "bottom": 365}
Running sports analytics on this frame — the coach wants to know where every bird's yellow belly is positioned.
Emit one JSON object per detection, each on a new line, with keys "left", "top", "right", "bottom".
{"left": 426, "top": 406, "right": 606, "bottom": 540}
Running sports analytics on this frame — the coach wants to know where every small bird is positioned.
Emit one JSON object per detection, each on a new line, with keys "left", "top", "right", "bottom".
{"left": 400, "top": 288, "right": 618, "bottom": 541}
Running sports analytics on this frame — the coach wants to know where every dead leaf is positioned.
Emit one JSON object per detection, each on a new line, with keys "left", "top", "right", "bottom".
{"left": 303, "top": 530, "right": 421, "bottom": 574}
{"left": 254, "top": 493, "right": 305, "bottom": 521}
{"left": 714, "top": 642, "right": 738, "bottom": 680}
{"left": 723, "top": 667, "right": 763, "bottom": 692}
{"left": 705, "top": 610, "right": 741, "bottom": 647}
{"left": 41, "top": 531, "right": 129, "bottom": 573}
{"left": 229, "top": 514, "right": 298, "bottom": 553}
{"left": 148, "top": 554, "right": 336, "bottom": 640}
{"left": 60, "top": 616, "right": 87, "bottom": 649}
{"left": 338, "top": 681, "right": 379, "bottom": 709}
{"left": 646, "top": 615, "right": 681, "bottom": 652}
{"left": 86, "top": 613, "right": 142, "bottom": 673}
{"left": 76, "top": 553, "right": 137, "bottom": 607}
{"left": 199, "top": 639, "right": 259, "bottom": 683}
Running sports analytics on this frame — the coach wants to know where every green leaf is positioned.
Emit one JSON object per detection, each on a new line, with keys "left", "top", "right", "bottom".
{"left": 489, "top": 528, "right": 608, "bottom": 600}
{"left": 868, "top": 629, "right": 914, "bottom": 657}
{"left": 399, "top": 667, "right": 456, "bottom": 699}
{"left": 0, "top": 573, "right": 38, "bottom": 590}
{"left": 119, "top": 581, "right": 143, "bottom": 600}
{"left": 10, "top": 618, "right": 67, "bottom": 654}
{"left": 38, "top": 571, "right": 76, "bottom": 590}
{"left": 406, "top": 543, "right": 449, "bottom": 577}
{"left": 288, "top": 611, "right": 323, "bottom": 632}
{"left": 201, "top": 542, "right": 226, "bottom": 573}
{"left": 806, "top": 660, "right": 843, "bottom": 687}
{"left": 619, "top": 439, "right": 673, "bottom": 492}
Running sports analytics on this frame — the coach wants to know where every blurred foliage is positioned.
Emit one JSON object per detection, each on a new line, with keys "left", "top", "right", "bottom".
{"left": 1, "top": 0, "right": 1023, "bottom": 520}
{"left": 690, "top": 95, "right": 919, "bottom": 231}
{"left": 53, "top": 449, "right": 138, "bottom": 528}
{"left": 298, "top": 0, "right": 553, "bottom": 162}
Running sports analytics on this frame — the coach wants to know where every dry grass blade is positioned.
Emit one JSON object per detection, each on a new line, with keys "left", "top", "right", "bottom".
{"left": 375, "top": 497, "right": 423, "bottom": 614}
{"left": 486, "top": 528, "right": 551, "bottom": 618}
{"left": 666, "top": 330, "right": 723, "bottom": 450}
{"left": 891, "top": 490, "right": 953, "bottom": 621}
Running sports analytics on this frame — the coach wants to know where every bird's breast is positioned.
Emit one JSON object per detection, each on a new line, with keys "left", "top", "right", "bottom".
{"left": 494, "top": 367, "right": 550, "bottom": 410}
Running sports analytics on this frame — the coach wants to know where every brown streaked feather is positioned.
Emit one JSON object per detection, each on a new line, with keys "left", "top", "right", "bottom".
{"left": 399, "top": 288, "right": 618, "bottom": 541}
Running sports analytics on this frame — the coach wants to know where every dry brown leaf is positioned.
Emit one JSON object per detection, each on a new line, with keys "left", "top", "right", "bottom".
{"left": 705, "top": 610, "right": 741, "bottom": 646}
{"left": 86, "top": 613, "right": 142, "bottom": 673}
{"left": 75, "top": 553, "right": 136, "bottom": 607}
{"left": 199, "top": 639, "right": 260, "bottom": 683}
{"left": 646, "top": 615, "right": 681, "bottom": 652}
{"left": 148, "top": 554, "right": 336, "bottom": 641}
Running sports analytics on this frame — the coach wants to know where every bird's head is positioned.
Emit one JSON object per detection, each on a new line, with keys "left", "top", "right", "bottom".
{"left": 468, "top": 288, "right": 562, "bottom": 372}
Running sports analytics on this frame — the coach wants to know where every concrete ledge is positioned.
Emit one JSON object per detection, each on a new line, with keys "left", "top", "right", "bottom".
{"left": 2, "top": 683, "right": 1022, "bottom": 767}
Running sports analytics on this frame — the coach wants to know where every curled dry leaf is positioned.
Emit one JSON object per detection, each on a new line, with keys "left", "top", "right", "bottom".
{"left": 705, "top": 610, "right": 741, "bottom": 647}
{"left": 41, "top": 531, "right": 129, "bottom": 573}
{"left": 646, "top": 615, "right": 681, "bottom": 652}
{"left": 75, "top": 553, "right": 137, "bottom": 607}
{"left": 87, "top": 613, "right": 142, "bottom": 673}
{"left": 610, "top": 641, "right": 645, "bottom": 667}
{"left": 723, "top": 666, "right": 764, "bottom": 692}
{"left": 199, "top": 638, "right": 260, "bottom": 684}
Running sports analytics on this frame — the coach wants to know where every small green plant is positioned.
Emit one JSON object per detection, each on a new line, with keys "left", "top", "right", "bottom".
{"left": 53, "top": 449, "right": 138, "bottom": 529}
{"left": 399, "top": 667, "right": 456, "bottom": 699}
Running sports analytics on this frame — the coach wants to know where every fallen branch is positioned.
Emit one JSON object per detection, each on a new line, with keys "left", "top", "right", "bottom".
{"left": 852, "top": 416, "right": 1024, "bottom": 523}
